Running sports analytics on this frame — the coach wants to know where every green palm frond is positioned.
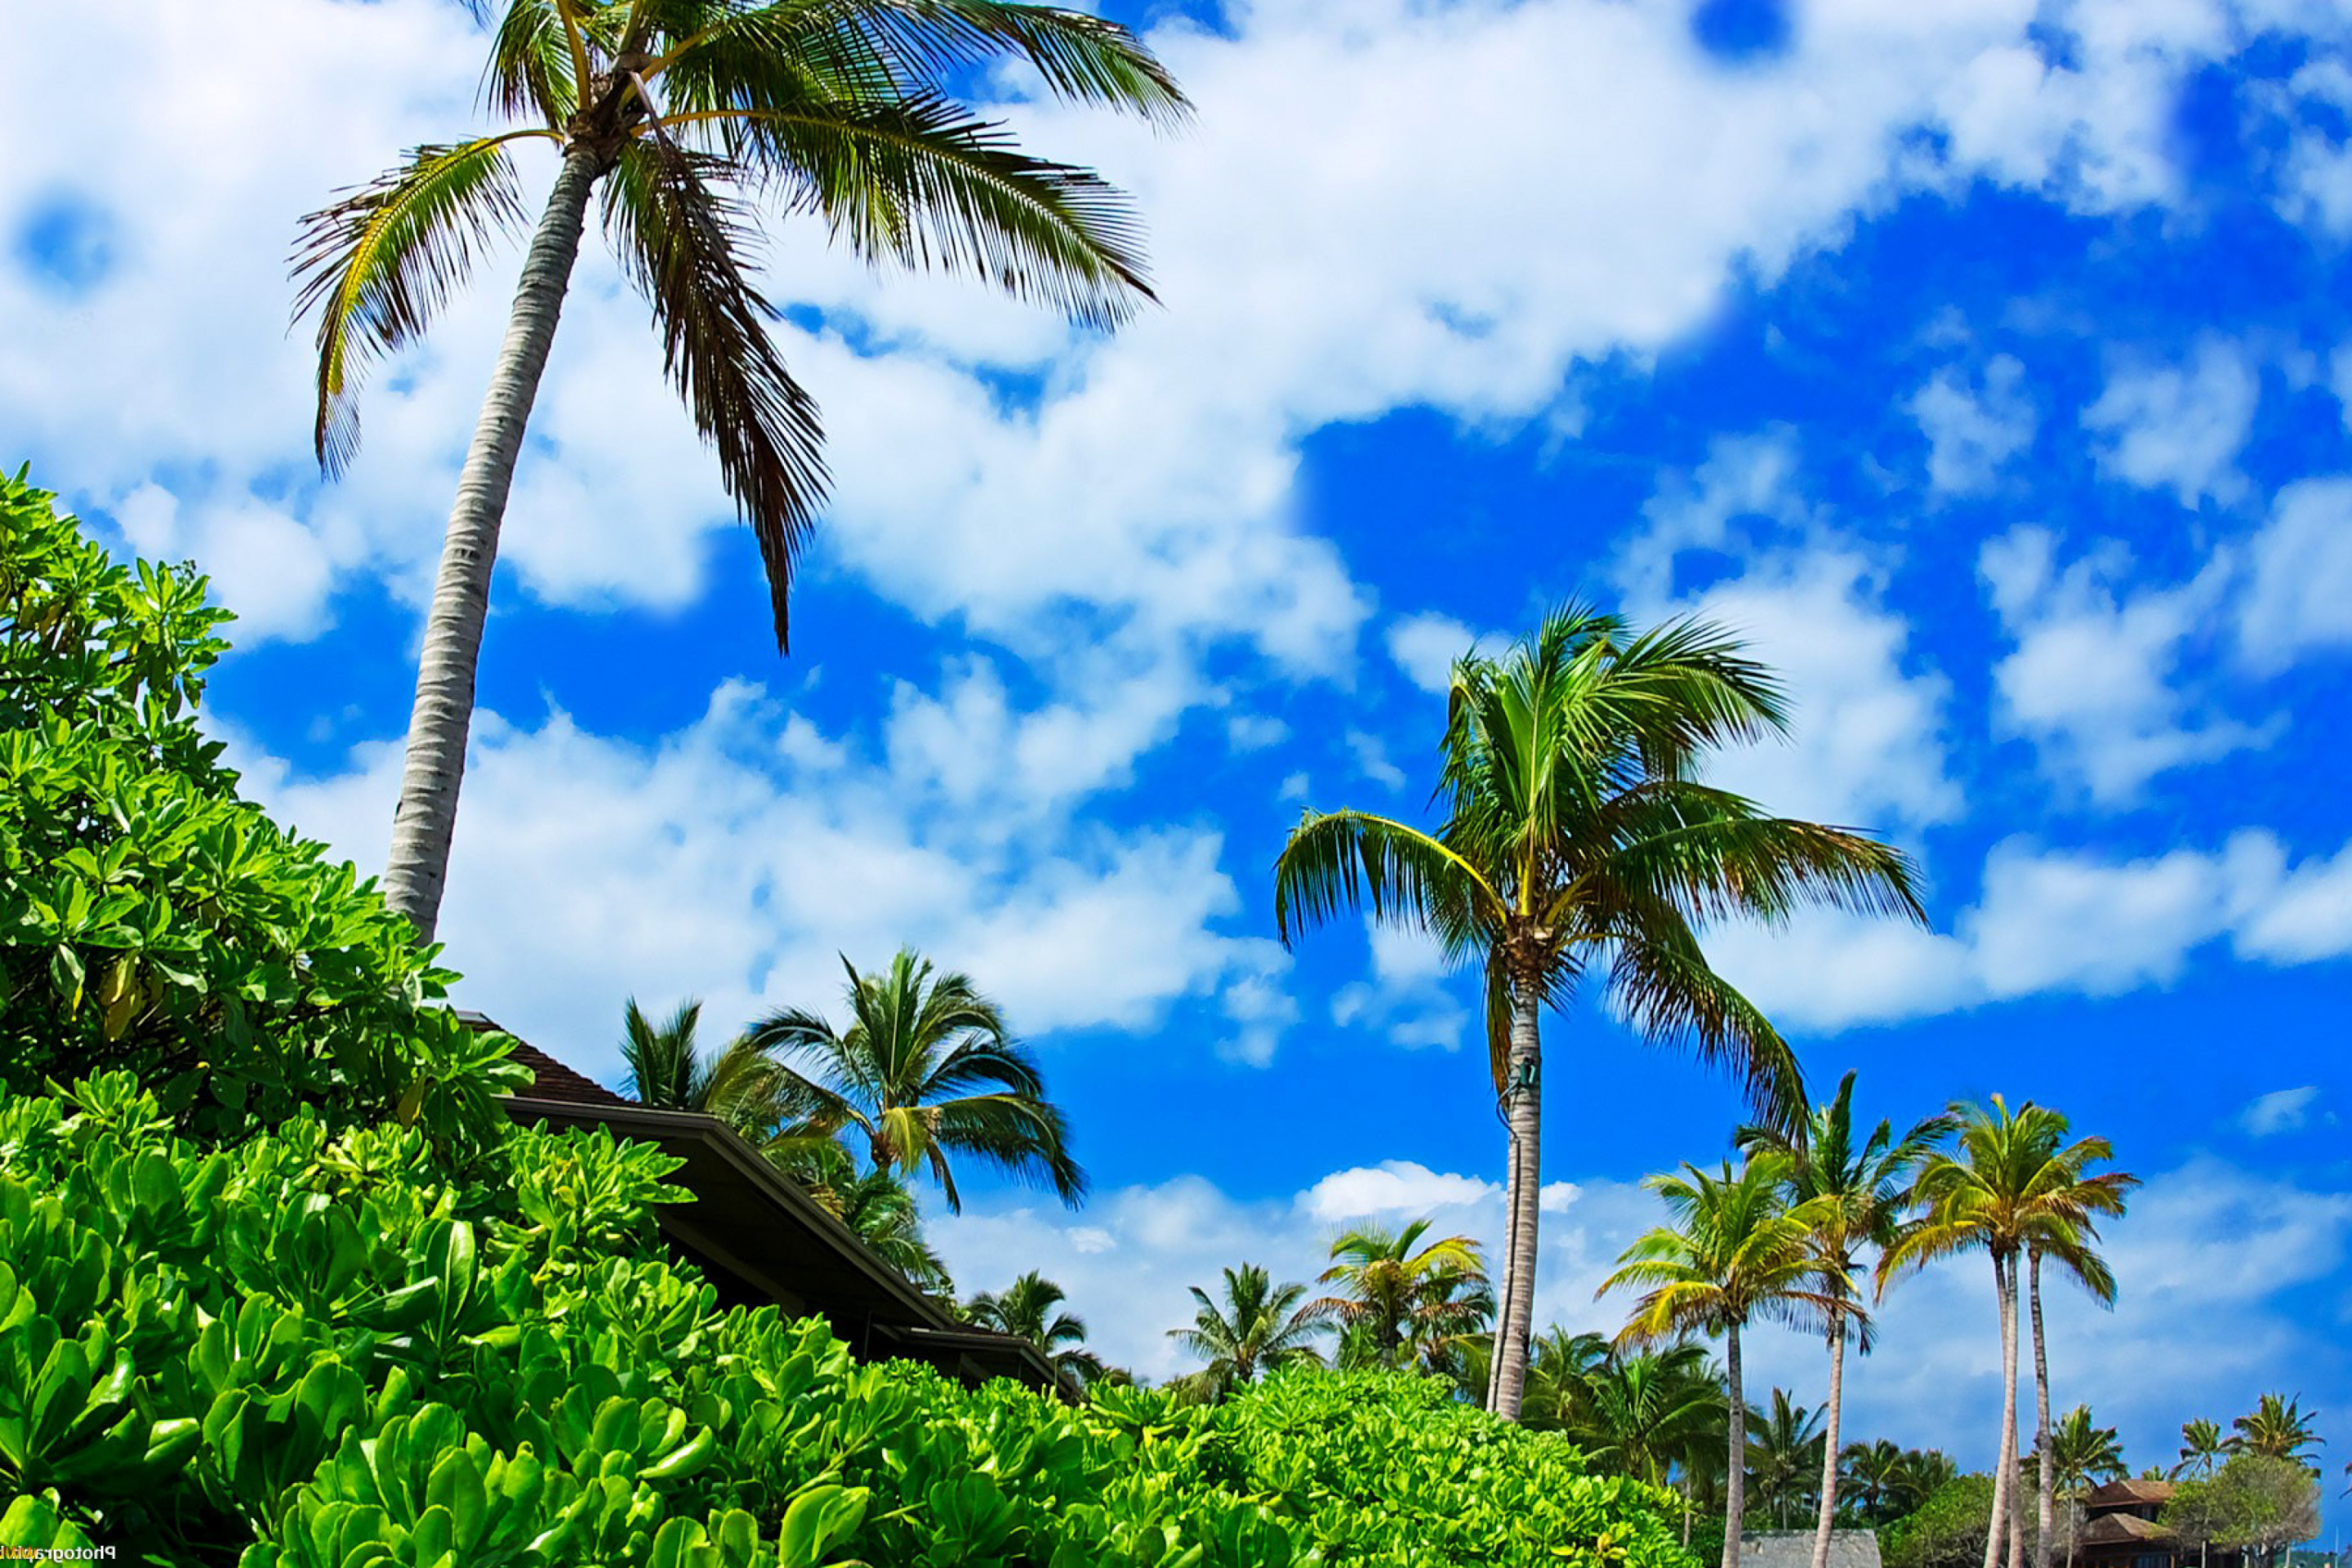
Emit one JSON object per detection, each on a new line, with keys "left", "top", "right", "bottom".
{"left": 706, "top": 95, "right": 1153, "bottom": 329}
{"left": 1601, "top": 927, "right": 1804, "bottom": 1133}
{"left": 1273, "top": 809, "right": 1497, "bottom": 951}
{"left": 483, "top": 0, "right": 581, "bottom": 123}
{"left": 602, "top": 138, "right": 828, "bottom": 650}
{"left": 292, "top": 133, "right": 548, "bottom": 474}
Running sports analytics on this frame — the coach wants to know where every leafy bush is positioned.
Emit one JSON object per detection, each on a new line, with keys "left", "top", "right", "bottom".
{"left": 0, "top": 1077, "right": 1700, "bottom": 1568}
{"left": 1881, "top": 1475, "right": 1997, "bottom": 1568}
{"left": 0, "top": 469, "right": 521, "bottom": 1148}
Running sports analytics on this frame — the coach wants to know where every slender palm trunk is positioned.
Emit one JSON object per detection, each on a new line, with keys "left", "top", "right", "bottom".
{"left": 381, "top": 145, "right": 604, "bottom": 944}
{"left": 1487, "top": 1108, "right": 1524, "bottom": 1411}
{"left": 1983, "top": 1253, "right": 2018, "bottom": 1568}
{"left": 1724, "top": 1321, "right": 1748, "bottom": 1568}
{"left": 1811, "top": 1316, "right": 1846, "bottom": 1568}
{"left": 1490, "top": 977, "right": 1544, "bottom": 1422}
{"left": 2030, "top": 1249, "right": 2055, "bottom": 1568}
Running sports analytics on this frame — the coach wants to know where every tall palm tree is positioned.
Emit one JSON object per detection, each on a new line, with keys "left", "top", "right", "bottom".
{"left": 748, "top": 947, "right": 1082, "bottom": 1211}
{"left": 2047, "top": 1405, "right": 2125, "bottom": 1568}
{"left": 1167, "top": 1263, "right": 1329, "bottom": 1399}
{"left": 295, "top": 1, "right": 1187, "bottom": 945}
{"left": 2229, "top": 1395, "right": 2323, "bottom": 1468}
{"left": 1748, "top": 1388, "right": 1828, "bottom": 1529}
{"left": 1878, "top": 1098, "right": 2134, "bottom": 1568}
{"left": 964, "top": 1271, "right": 1106, "bottom": 1388}
{"left": 2172, "top": 1419, "right": 2226, "bottom": 1481}
{"left": 1740, "top": 1071, "right": 1952, "bottom": 1568}
{"left": 1602, "top": 1155, "right": 1837, "bottom": 1568}
{"left": 1274, "top": 608, "right": 1925, "bottom": 1419}
{"left": 2024, "top": 1204, "right": 2133, "bottom": 1568}
{"left": 1313, "top": 1218, "right": 1490, "bottom": 1373}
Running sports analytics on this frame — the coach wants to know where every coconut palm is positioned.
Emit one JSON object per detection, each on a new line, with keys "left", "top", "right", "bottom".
{"left": 747, "top": 947, "right": 1082, "bottom": 1211}
{"left": 964, "top": 1271, "right": 1106, "bottom": 1388}
{"left": 1842, "top": 1440, "right": 1911, "bottom": 1524}
{"left": 1740, "top": 1071, "right": 1952, "bottom": 1568}
{"left": 1275, "top": 608, "right": 1925, "bottom": 1419}
{"left": 294, "top": 1, "right": 1187, "bottom": 945}
{"left": 2024, "top": 1205, "right": 2133, "bottom": 1568}
{"left": 1748, "top": 1388, "right": 1828, "bottom": 1529}
{"left": 1889, "top": 1449, "right": 1959, "bottom": 1517}
{"left": 2173, "top": 1420, "right": 2227, "bottom": 1481}
{"left": 1313, "top": 1218, "right": 1490, "bottom": 1374}
{"left": 1521, "top": 1328, "right": 1613, "bottom": 1431}
{"left": 1602, "top": 1155, "right": 1837, "bottom": 1568}
{"left": 1571, "top": 1343, "right": 1729, "bottom": 1498}
{"left": 2047, "top": 1405, "right": 2125, "bottom": 1568}
{"left": 1878, "top": 1098, "right": 2135, "bottom": 1568}
{"left": 2229, "top": 1395, "right": 2323, "bottom": 1468}
{"left": 824, "top": 1161, "right": 952, "bottom": 1294}
{"left": 619, "top": 995, "right": 844, "bottom": 1155}
{"left": 1168, "top": 1263, "right": 1329, "bottom": 1398}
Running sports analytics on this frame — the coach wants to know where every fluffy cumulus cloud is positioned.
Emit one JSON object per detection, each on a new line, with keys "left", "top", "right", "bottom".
{"left": 2238, "top": 475, "right": 2352, "bottom": 672}
{"left": 1981, "top": 527, "right": 2268, "bottom": 803}
{"left": 225, "top": 670, "right": 1290, "bottom": 1081}
{"left": 1709, "top": 828, "right": 2352, "bottom": 1032}
{"left": 2238, "top": 1085, "right": 2322, "bottom": 1137}
{"left": 2079, "top": 337, "right": 2262, "bottom": 509}
{"left": 1911, "top": 354, "right": 2038, "bottom": 496}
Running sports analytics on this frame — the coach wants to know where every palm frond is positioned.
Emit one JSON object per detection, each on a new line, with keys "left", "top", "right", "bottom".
{"left": 602, "top": 138, "right": 828, "bottom": 649}
{"left": 483, "top": 0, "right": 581, "bottom": 123}
{"left": 1273, "top": 808, "right": 1497, "bottom": 951}
{"left": 292, "top": 135, "right": 544, "bottom": 474}
{"left": 707, "top": 95, "right": 1154, "bottom": 329}
{"left": 1601, "top": 926, "right": 1806, "bottom": 1134}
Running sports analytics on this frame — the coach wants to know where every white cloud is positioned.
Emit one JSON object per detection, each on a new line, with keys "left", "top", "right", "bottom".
{"left": 2269, "top": 61, "right": 2352, "bottom": 238}
{"left": 1911, "top": 354, "right": 2038, "bottom": 496}
{"left": 2079, "top": 338, "right": 2261, "bottom": 509}
{"left": 1302, "top": 1161, "right": 1498, "bottom": 1223}
{"left": 1711, "top": 828, "right": 2352, "bottom": 1033}
{"left": 1982, "top": 527, "right": 2265, "bottom": 802}
{"left": 1331, "top": 919, "right": 1472, "bottom": 1054}
{"left": 2238, "top": 475, "right": 2352, "bottom": 673}
{"left": 1618, "top": 429, "right": 1815, "bottom": 602}
{"left": 2239, "top": 1086, "right": 2321, "bottom": 1138}
{"left": 1385, "top": 613, "right": 1482, "bottom": 696}
{"left": 226, "top": 670, "right": 1292, "bottom": 1082}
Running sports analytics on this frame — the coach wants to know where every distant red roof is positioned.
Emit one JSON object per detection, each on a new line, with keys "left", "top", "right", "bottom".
{"left": 457, "top": 1010, "right": 631, "bottom": 1107}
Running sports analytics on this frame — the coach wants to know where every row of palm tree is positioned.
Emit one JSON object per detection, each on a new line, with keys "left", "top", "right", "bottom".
{"left": 614, "top": 945, "right": 1085, "bottom": 1297}
{"left": 1599, "top": 1089, "right": 2138, "bottom": 1568}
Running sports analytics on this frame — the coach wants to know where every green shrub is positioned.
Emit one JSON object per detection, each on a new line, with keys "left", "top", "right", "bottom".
{"left": 0, "top": 1075, "right": 1697, "bottom": 1568}
{"left": 1881, "top": 1475, "right": 1997, "bottom": 1568}
{"left": 0, "top": 468, "right": 522, "bottom": 1149}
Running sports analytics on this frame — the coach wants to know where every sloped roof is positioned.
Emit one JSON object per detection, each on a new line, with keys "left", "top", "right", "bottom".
{"left": 458, "top": 1010, "right": 631, "bottom": 1107}
{"left": 2083, "top": 1478, "right": 2176, "bottom": 1512}
{"left": 2079, "top": 1512, "right": 2175, "bottom": 1547}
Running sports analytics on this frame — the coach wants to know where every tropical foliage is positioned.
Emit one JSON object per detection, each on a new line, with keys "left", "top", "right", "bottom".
{"left": 2162, "top": 1455, "right": 2322, "bottom": 1568}
{"left": 748, "top": 948, "right": 1084, "bottom": 1211}
{"left": 293, "top": 0, "right": 1188, "bottom": 944}
{"left": 1883, "top": 1477, "right": 2004, "bottom": 1568}
{"left": 1313, "top": 1218, "right": 1490, "bottom": 1377}
{"left": 0, "top": 471, "right": 523, "bottom": 1151}
{"left": 1167, "top": 1264, "right": 1330, "bottom": 1400}
{"left": 1273, "top": 606, "right": 1923, "bottom": 1419}
{"left": 2229, "top": 1395, "right": 2324, "bottom": 1468}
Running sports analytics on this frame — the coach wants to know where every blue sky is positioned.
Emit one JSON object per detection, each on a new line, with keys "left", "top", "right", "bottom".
{"left": 10, "top": 0, "right": 2350, "bottom": 1535}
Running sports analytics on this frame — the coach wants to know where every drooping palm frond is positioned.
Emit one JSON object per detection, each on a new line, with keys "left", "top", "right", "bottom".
{"left": 292, "top": 134, "right": 548, "bottom": 473}
{"left": 1600, "top": 923, "right": 1806, "bottom": 1134}
{"left": 706, "top": 96, "right": 1154, "bottom": 328}
{"left": 482, "top": 0, "right": 581, "bottom": 124}
{"left": 601, "top": 138, "right": 828, "bottom": 649}
{"left": 1273, "top": 809, "right": 1497, "bottom": 953}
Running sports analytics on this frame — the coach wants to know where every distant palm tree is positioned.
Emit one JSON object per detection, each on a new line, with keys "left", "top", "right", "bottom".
{"left": 2173, "top": 1419, "right": 2226, "bottom": 1481}
{"left": 2229, "top": 1395, "right": 2323, "bottom": 1468}
{"left": 964, "top": 1271, "right": 1105, "bottom": 1388}
{"left": 293, "top": 0, "right": 1187, "bottom": 945}
{"left": 1740, "top": 1071, "right": 1951, "bottom": 1568}
{"left": 1521, "top": 1328, "right": 1613, "bottom": 1431}
{"left": 1168, "top": 1263, "right": 1329, "bottom": 1398}
{"left": 2047, "top": 1405, "right": 2125, "bottom": 1568}
{"left": 618, "top": 995, "right": 848, "bottom": 1164}
{"left": 1275, "top": 608, "right": 1925, "bottom": 1419}
{"left": 825, "top": 1161, "right": 952, "bottom": 1295}
{"left": 1748, "top": 1388, "right": 1828, "bottom": 1529}
{"left": 1879, "top": 1098, "right": 2133, "bottom": 1568}
{"left": 1569, "top": 1341, "right": 1729, "bottom": 1541}
{"left": 1887, "top": 1449, "right": 1958, "bottom": 1517}
{"left": 1843, "top": 1440, "right": 1909, "bottom": 1523}
{"left": 749, "top": 948, "right": 1082, "bottom": 1211}
{"left": 1313, "top": 1218, "right": 1490, "bottom": 1374}
{"left": 1603, "top": 1155, "right": 1835, "bottom": 1568}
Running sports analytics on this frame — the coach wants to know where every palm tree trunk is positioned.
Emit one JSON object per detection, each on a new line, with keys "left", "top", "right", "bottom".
{"left": 1984, "top": 1253, "right": 2017, "bottom": 1568}
{"left": 1811, "top": 1317, "right": 1846, "bottom": 1568}
{"left": 381, "top": 144, "right": 604, "bottom": 944}
{"left": 2031, "top": 1249, "right": 2055, "bottom": 1568}
{"left": 1490, "top": 977, "right": 1544, "bottom": 1422}
{"left": 1725, "top": 1321, "right": 1748, "bottom": 1568}
{"left": 1486, "top": 1109, "right": 1523, "bottom": 1412}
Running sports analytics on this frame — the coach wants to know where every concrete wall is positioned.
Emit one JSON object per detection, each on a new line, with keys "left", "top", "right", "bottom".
{"left": 1738, "top": 1530, "right": 1886, "bottom": 1568}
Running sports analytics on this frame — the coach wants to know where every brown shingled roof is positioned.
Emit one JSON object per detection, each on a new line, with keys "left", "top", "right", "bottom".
{"left": 2083, "top": 1478, "right": 2176, "bottom": 1511}
{"left": 457, "top": 1010, "right": 631, "bottom": 1107}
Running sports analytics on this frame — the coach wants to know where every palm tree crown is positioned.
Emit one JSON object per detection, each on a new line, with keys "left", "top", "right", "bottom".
{"left": 748, "top": 947, "right": 1083, "bottom": 1212}
{"left": 2174, "top": 1419, "right": 2226, "bottom": 1481}
{"left": 2229, "top": 1394, "right": 2323, "bottom": 1468}
{"left": 1168, "top": 1263, "right": 1330, "bottom": 1399}
{"left": 964, "top": 1271, "right": 1105, "bottom": 1388}
{"left": 1312, "top": 1218, "right": 1490, "bottom": 1373}
{"left": 296, "top": 0, "right": 1187, "bottom": 942}
{"left": 1274, "top": 607, "right": 1924, "bottom": 1419}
